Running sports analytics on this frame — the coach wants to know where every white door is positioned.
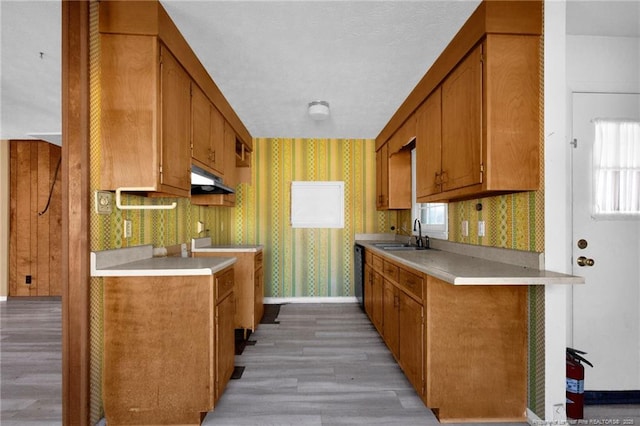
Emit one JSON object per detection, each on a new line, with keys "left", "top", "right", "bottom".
{"left": 571, "top": 92, "right": 640, "bottom": 390}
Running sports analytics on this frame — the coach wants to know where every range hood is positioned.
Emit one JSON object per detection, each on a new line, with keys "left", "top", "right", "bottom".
{"left": 191, "top": 165, "right": 235, "bottom": 195}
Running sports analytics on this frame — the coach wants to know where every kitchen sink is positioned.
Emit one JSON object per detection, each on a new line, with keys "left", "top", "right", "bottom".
{"left": 373, "top": 243, "right": 431, "bottom": 251}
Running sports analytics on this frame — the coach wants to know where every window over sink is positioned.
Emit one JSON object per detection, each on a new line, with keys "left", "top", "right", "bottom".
{"left": 411, "top": 149, "right": 448, "bottom": 239}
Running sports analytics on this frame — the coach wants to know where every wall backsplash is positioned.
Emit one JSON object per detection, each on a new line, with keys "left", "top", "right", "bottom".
{"left": 232, "top": 138, "right": 395, "bottom": 298}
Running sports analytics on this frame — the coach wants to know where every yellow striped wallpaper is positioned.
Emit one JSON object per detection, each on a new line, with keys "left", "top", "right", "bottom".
{"left": 233, "top": 138, "right": 396, "bottom": 298}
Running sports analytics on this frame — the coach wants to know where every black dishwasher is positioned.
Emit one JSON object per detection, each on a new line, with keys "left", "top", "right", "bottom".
{"left": 354, "top": 244, "right": 365, "bottom": 310}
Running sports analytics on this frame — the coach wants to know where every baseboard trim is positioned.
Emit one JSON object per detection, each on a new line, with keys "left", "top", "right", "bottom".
{"left": 263, "top": 296, "right": 358, "bottom": 304}
{"left": 585, "top": 390, "right": 640, "bottom": 405}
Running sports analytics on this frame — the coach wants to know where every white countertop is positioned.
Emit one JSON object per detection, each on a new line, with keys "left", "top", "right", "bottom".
{"left": 192, "top": 237, "right": 263, "bottom": 253}
{"left": 356, "top": 239, "right": 584, "bottom": 286}
{"left": 91, "top": 244, "right": 236, "bottom": 277}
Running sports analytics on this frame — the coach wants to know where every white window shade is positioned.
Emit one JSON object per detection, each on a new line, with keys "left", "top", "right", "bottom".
{"left": 291, "top": 181, "right": 344, "bottom": 228}
{"left": 593, "top": 119, "right": 640, "bottom": 218}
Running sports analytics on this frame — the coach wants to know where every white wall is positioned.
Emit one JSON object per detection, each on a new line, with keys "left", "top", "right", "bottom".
{"left": 544, "top": 2, "right": 571, "bottom": 420}
{"left": 566, "top": 34, "right": 640, "bottom": 391}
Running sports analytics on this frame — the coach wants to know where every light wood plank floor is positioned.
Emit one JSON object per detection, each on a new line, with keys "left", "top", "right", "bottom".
{"left": 1, "top": 298, "right": 62, "bottom": 426}
{"left": 1, "top": 299, "right": 638, "bottom": 426}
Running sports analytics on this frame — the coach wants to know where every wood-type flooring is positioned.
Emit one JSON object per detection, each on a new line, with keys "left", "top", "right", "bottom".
{"left": 1, "top": 299, "right": 638, "bottom": 426}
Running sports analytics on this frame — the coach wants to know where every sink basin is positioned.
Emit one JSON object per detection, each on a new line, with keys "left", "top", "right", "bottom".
{"left": 373, "top": 243, "right": 432, "bottom": 251}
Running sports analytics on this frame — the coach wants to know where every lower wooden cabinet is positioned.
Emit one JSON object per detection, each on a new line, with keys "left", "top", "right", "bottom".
{"left": 194, "top": 250, "right": 264, "bottom": 333}
{"left": 102, "top": 266, "right": 235, "bottom": 425}
{"left": 382, "top": 279, "right": 400, "bottom": 358}
{"left": 215, "top": 268, "right": 235, "bottom": 402}
{"left": 364, "top": 248, "right": 527, "bottom": 423}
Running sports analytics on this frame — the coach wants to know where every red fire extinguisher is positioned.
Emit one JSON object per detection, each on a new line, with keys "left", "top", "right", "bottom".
{"left": 566, "top": 347, "right": 593, "bottom": 419}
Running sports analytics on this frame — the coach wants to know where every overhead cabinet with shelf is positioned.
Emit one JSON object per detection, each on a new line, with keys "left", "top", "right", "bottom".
{"left": 376, "top": 115, "right": 415, "bottom": 210}
{"left": 99, "top": 0, "right": 252, "bottom": 201}
{"left": 378, "top": 0, "right": 542, "bottom": 204}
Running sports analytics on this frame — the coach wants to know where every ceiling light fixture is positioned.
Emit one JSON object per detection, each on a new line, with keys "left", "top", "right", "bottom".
{"left": 308, "top": 100, "right": 330, "bottom": 121}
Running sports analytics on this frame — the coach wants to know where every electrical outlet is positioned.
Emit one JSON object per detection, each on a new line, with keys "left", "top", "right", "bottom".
{"left": 95, "top": 191, "right": 112, "bottom": 215}
{"left": 462, "top": 220, "right": 469, "bottom": 237}
{"left": 124, "top": 220, "right": 132, "bottom": 239}
{"left": 197, "top": 221, "right": 204, "bottom": 234}
{"left": 25, "top": 275, "right": 32, "bottom": 284}
{"left": 478, "top": 220, "right": 485, "bottom": 237}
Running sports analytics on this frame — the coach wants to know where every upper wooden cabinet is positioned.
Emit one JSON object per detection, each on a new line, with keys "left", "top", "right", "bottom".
{"left": 416, "top": 36, "right": 540, "bottom": 202}
{"left": 191, "top": 83, "right": 225, "bottom": 176}
{"left": 379, "top": 0, "right": 542, "bottom": 203}
{"left": 101, "top": 37, "right": 191, "bottom": 197}
{"left": 99, "top": 0, "right": 252, "bottom": 200}
{"left": 376, "top": 116, "right": 414, "bottom": 210}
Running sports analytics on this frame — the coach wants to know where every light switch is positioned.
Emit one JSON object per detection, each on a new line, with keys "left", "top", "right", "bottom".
{"left": 124, "top": 220, "right": 132, "bottom": 239}
{"left": 462, "top": 220, "right": 469, "bottom": 237}
{"left": 478, "top": 221, "right": 485, "bottom": 237}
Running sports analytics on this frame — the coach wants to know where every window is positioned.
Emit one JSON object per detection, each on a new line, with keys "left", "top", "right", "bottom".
{"left": 411, "top": 149, "right": 448, "bottom": 239}
{"left": 592, "top": 119, "right": 640, "bottom": 218}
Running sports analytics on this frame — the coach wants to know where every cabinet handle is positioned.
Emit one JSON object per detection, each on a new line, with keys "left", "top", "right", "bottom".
{"left": 440, "top": 170, "right": 448, "bottom": 184}
{"left": 434, "top": 171, "right": 441, "bottom": 185}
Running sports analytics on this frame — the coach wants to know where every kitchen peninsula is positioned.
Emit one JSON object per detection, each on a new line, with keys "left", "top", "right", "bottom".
{"left": 91, "top": 245, "right": 237, "bottom": 425}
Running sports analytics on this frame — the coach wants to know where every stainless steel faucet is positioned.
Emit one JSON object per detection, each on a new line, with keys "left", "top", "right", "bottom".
{"left": 413, "top": 218, "right": 423, "bottom": 247}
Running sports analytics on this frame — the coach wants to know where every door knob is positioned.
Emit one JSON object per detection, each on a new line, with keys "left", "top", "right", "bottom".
{"left": 577, "top": 256, "right": 595, "bottom": 267}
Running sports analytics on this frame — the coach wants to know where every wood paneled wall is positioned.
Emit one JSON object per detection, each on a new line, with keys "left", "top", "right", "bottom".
{"left": 9, "top": 140, "right": 62, "bottom": 296}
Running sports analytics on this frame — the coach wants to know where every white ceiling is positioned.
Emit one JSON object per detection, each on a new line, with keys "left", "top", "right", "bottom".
{"left": 1, "top": 0, "right": 639, "bottom": 144}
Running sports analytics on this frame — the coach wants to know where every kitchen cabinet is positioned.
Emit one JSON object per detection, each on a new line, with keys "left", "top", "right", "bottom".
{"left": 102, "top": 265, "right": 235, "bottom": 425}
{"left": 99, "top": 0, "right": 254, "bottom": 201}
{"left": 416, "top": 36, "right": 540, "bottom": 202}
{"left": 379, "top": 258, "right": 424, "bottom": 397}
{"left": 378, "top": 1, "right": 542, "bottom": 203}
{"left": 365, "top": 253, "right": 385, "bottom": 335}
{"left": 382, "top": 279, "right": 399, "bottom": 357}
{"left": 363, "top": 246, "right": 527, "bottom": 422}
{"left": 253, "top": 251, "right": 264, "bottom": 328}
{"left": 191, "top": 121, "right": 238, "bottom": 207}
{"left": 215, "top": 267, "right": 235, "bottom": 401}
{"left": 101, "top": 36, "right": 191, "bottom": 197}
{"left": 376, "top": 116, "right": 414, "bottom": 210}
{"left": 191, "top": 83, "right": 225, "bottom": 176}
{"left": 193, "top": 249, "right": 264, "bottom": 333}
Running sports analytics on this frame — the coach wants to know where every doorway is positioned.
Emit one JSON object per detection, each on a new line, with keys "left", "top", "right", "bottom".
{"left": 571, "top": 92, "right": 640, "bottom": 391}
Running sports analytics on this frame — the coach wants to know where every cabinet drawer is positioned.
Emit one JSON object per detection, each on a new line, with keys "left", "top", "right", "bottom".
{"left": 216, "top": 268, "right": 234, "bottom": 300}
{"left": 255, "top": 251, "right": 263, "bottom": 271}
{"left": 372, "top": 254, "right": 383, "bottom": 273}
{"left": 398, "top": 268, "right": 423, "bottom": 301}
{"left": 383, "top": 261, "right": 399, "bottom": 283}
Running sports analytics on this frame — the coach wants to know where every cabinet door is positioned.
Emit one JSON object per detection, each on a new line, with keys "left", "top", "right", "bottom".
{"left": 364, "top": 264, "right": 374, "bottom": 320}
{"left": 160, "top": 45, "right": 192, "bottom": 192}
{"left": 441, "top": 45, "right": 482, "bottom": 192}
{"left": 223, "top": 121, "right": 238, "bottom": 188}
{"left": 383, "top": 280, "right": 399, "bottom": 359}
{"left": 210, "top": 105, "right": 225, "bottom": 175}
{"left": 399, "top": 292, "right": 423, "bottom": 395}
{"left": 191, "top": 83, "right": 212, "bottom": 169}
{"left": 375, "top": 143, "right": 389, "bottom": 210}
{"left": 254, "top": 266, "right": 264, "bottom": 327}
{"left": 215, "top": 292, "right": 235, "bottom": 402}
{"left": 372, "top": 270, "right": 384, "bottom": 334}
{"left": 416, "top": 87, "right": 443, "bottom": 199}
